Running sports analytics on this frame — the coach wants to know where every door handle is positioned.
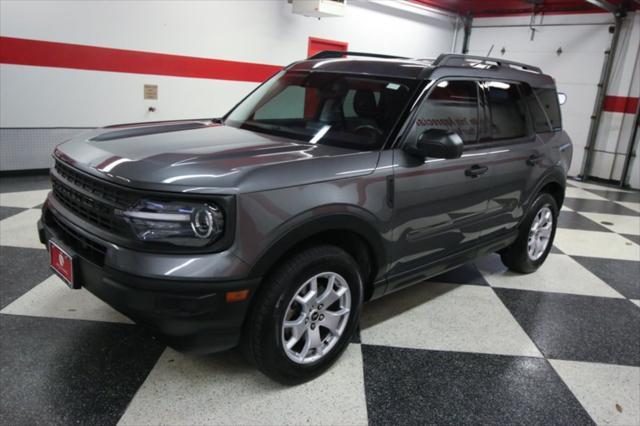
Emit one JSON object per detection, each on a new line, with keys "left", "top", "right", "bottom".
{"left": 527, "top": 154, "right": 542, "bottom": 166}
{"left": 465, "top": 164, "right": 489, "bottom": 178}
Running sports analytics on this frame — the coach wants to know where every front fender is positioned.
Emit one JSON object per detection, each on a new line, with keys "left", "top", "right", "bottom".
{"left": 246, "top": 208, "right": 388, "bottom": 279}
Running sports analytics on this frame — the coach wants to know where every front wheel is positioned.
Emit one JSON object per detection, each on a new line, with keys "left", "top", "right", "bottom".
{"left": 242, "top": 245, "right": 362, "bottom": 384}
{"left": 500, "top": 192, "right": 558, "bottom": 273}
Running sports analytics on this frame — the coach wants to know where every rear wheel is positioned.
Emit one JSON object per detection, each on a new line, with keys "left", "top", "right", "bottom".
{"left": 500, "top": 192, "right": 558, "bottom": 273}
{"left": 242, "top": 245, "right": 362, "bottom": 384}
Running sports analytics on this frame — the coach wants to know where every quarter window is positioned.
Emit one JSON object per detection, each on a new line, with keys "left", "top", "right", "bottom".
{"left": 485, "top": 81, "right": 528, "bottom": 140}
{"left": 521, "top": 84, "right": 552, "bottom": 133}
{"left": 534, "top": 88, "right": 562, "bottom": 130}
{"left": 412, "top": 80, "right": 479, "bottom": 144}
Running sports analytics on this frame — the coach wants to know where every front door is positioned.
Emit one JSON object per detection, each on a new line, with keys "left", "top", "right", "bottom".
{"left": 388, "top": 79, "right": 494, "bottom": 292}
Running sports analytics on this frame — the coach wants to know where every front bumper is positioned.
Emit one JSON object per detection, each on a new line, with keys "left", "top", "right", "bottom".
{"left": 38, "top": 204, "right": 261, "bottom": 354}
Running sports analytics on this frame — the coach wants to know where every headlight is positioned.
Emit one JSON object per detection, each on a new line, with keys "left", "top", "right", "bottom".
{"left": 117, "top": 200, "right": 224, "bottom": 247}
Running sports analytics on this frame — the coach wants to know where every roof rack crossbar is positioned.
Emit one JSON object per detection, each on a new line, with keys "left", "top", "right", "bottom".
{"left": 308, "top": 50, "right": 410, "bottom": 61}
{"left": 433, "top": 54, "right": 542, "bottom": 74}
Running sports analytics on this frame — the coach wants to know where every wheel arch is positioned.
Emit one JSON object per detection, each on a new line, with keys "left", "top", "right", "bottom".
{"left": 247, "top": 213, "right": 387, "bottom": 301}
{"left": 529, "top": 167, "right": 567, "bottom": 211}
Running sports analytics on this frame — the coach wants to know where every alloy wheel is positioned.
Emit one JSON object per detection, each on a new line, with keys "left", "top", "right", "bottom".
{"left": 281, "top": 272, "right": 351, "bottom": 364}
{"left": 527, "top": 205, "right": 553, "bottom": 261}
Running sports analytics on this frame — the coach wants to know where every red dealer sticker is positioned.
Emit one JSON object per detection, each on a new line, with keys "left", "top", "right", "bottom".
{"left": 49, "top": 240, "right": 79, "bottom": 289}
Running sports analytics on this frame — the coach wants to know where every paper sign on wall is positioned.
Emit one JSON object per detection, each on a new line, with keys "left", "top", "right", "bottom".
{"left": 144, "top": 84, "right": 158, "bottom": 100}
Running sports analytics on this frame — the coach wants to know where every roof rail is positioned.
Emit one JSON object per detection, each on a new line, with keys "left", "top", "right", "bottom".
{"left": 308, "top": 50, "right": 410, "bottom": 61}
{"left": 433, "top": 54, "right": 542, "bottom": 74}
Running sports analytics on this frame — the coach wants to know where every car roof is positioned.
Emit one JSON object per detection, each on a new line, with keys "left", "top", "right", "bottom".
{"left": 288, "top": 52, "right": 556, "bottom": 88}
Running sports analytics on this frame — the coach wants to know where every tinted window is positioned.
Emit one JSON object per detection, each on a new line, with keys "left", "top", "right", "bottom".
{"left": 226, "top": 71, "right": 416, "bottom": 151}
{"left": 254, "top": 86, "right": 305, "bottom": 120}
{"left": 521, "top": 84, "right": 551, "bottom": 132}
{"left": 485, "top": 81, "right": 528, "bottom": 140}
{"left": 412, "top": 80, "right": 479, "bottom": 144}
{"left": 535, "top": 88, "right": 562, "bottom": 130}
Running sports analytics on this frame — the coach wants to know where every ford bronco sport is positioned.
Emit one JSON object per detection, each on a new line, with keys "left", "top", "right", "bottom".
{"left": 38, "top": 52, "right": 572, "bottom": 383}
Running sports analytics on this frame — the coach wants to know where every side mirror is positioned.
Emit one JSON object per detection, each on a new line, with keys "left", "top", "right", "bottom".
{"left": 558, "top": 92, "right": 567, "bottom": 105}
{"left": 406, "top": 129, "right": 463, "bottom": 159}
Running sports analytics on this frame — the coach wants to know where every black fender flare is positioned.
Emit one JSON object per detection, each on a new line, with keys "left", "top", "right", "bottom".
{"left": 524, "top": 166, "right": 567, "bottom": 216}
{"left": 247, "top": 213, "right": 387, "bottom": 280}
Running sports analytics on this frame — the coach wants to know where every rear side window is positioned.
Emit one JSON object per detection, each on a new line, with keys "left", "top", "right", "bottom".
{"left": 412, "top": 80, "right": 479, "bottom": 144}
{"left": 485, "top": 81, "right": 528, "bottom": 140}
{"left": 534, "top": 88, "right": 562, "bottom": 131}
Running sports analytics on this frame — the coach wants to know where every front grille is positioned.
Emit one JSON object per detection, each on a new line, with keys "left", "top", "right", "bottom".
{"left": 55, "top": 161, "right": 136, "bottom": 207}
{"left": 52, "top": 160, "right": 136, "bottom": 235}
{"left": 46, "top": 209, "right": 107, "bottom": 266}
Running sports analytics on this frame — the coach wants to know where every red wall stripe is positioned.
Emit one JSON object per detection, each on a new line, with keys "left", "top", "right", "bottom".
{"left": 0, "top": 36, "right": 282, "bottom": 82}
{"left": 603, "top": 96, "right": 639, "bottom": 114}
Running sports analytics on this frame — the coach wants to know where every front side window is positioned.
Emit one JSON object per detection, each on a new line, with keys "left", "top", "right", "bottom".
{"left": 225, "top": 70, "right": 417, "bottom": 151}
{"left": 485, "top": 81, "right": 529, "bottom": 140}
{"left": 410, "top": 80, "right": 479, "bottom": 144}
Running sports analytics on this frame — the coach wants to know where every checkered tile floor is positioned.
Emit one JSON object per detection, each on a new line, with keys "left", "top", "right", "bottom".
{"left": 1, "top": 175, "right": 638, "bottom": 425}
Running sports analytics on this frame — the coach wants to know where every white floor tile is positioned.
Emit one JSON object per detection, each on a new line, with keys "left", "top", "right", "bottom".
{"left": 550, "top": 359, "right": 640, "bottom": 426}
{"left": 0, "top": 190, "right": 50, "bottom": 208}
{"left": 616, "top": 201, "right": 640, "bottom": 214}
{"left": 118, "top": 345, "right": 368, "bottom": 426}
{"left": 360, "top": 283, "right": 542, "bottom": 358}
{"left": 0, "top": 209, "right": 45, "bottom": 249}
{"left": 1, "top": 275, "right": 132, "bottom": 324}
{"left": 564, "top": 187, "right": 607, "bottom": 200}
{"left": 480, "top": 254, "right": 624, "bottom": 298}
{"left": 578, "top": 212, "right": 640, "bottom": 235}
{"left": 567, "top": 180, "right": 630, "bottom": 193}
{"left": 553, "top": 228, "right": 640, "bottom": 261}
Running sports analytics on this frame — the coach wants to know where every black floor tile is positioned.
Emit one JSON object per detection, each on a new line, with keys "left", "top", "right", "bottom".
{"left": 585, "top": 189, "right": 640, "bottom": 203}
{"left": 550, "top": 245, "right": 564, "bottom": 254}
{"left": 495, "top": 289, "right": 640, "bottom": 366}
{"left": 621, "top": 233, "right": 640, "bottom": 246}
{"left": 361, "top": 345, "right": 594, "bottom": 426}
{"left": 0, "top": 314, "right": 165, "bottom": 425}
{"left": 557, "top": 210, "right": 611, "bottom": 232}
{"left": 473, "top": 253, "right": 507, "bottom": 274}
{"left": 428, "top": 262, "right": 489, "bottom": 285}
{"left": 0, "top": 246, "right": 51, "bottom": 309}
{"left": 562, "top": 198, "right": 639, "bottom": 216}
{"left": 571, "top": 256, "right": 640, "bottom": 299}
{"left": 0, "top": 206, "right": 27, "bottom": 221}
{"left": 0, "top": 174, "right": 51, "bottom": 193}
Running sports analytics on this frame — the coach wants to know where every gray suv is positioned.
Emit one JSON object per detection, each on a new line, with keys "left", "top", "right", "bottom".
{"left": 38, "top": 52, "right": 572, "bottom": 383}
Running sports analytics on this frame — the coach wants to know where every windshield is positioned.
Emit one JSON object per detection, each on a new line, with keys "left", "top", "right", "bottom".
{"left": 225, "top": 70, "right": 417, "bottom": 150}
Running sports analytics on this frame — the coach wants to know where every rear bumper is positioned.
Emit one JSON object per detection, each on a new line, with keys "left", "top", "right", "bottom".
{"left": 38, "top": 209, "right": 260, "bottom": 354}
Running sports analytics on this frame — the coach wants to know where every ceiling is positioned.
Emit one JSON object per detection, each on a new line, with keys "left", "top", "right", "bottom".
{"left": 412, "top": 0, "right": 636, "bottom": 17}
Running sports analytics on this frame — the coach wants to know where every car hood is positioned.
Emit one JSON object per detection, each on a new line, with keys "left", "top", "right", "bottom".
{"left": 54, "top": 120, "right": 380, "bottom": 194}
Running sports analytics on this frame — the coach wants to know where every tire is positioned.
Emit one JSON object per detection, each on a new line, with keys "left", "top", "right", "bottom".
{"left": 242, "top": 245, "right": 363, "bottom": 384}
{"left": 500, "top": 192, "right": 558, "bottom": 274}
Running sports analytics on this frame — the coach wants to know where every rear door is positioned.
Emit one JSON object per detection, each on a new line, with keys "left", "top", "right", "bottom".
{"left": 388, "top": 79, "right": 494, "bottom": 291}
{"left": 477, "top": 81, "right": 547, "bottom": 242}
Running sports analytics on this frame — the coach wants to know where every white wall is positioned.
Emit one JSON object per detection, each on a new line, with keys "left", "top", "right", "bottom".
{"left": 590, "top": 13, "right": 640, "bottom": 186}
{"left": 0, "top": 0, "right": 456, "bottom": 128}
{"left": 466, "top": 12, "right": 640, "bottom": 188}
